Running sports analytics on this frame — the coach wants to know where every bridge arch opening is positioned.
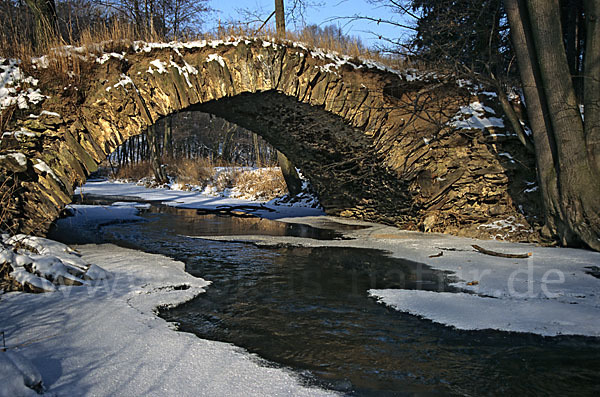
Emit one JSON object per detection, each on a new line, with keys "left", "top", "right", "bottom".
{"left": 188, "top": 90, "right": 412, "bottom": 221}
{"left": 96, "top": 89, "right": 409, "bottom": 224}
{"left": 104, "top": 111, "right": 281, "bottom": 178}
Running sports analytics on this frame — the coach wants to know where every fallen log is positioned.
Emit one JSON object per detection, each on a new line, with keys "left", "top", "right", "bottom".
{"left": 471, "top": 244, "right": 532, "bottom": 259}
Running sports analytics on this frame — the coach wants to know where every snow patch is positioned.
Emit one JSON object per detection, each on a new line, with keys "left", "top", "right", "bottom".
{"left": 405, "top": 69, "right": 439, "bottom": 82}
{"left": 147, "top": 59, "right": 168, "bottom": 74}
{"left": 169, "top": 58, "right": 198, "bottom": 87}
{"left": 1, "top": 234, "right": 113, "bottom": 292}
{"left": 2, "top": 129, "right": 37, "bottom": 140}
{"left": 0, "top": 152, "right": 27, "bottom": 166}
{"left": 9, "top": 266, "right": 57, "bottom": 292}
{"left": 40, "top": 110, "right": 60, "bottom": 117}
{"left": 524, "top": 186, "right": 539, "bottom": 193}
{"left": 133, "top": 38, "right": 251, "bottom": 54}
{"left": 477, "top": 216, "right": 531, "bottom": 240}
{"left": 369, "top": 289, "right": 600, "bottom": 337}
{"left": 206, "top": 53, "right": 226, "bottom": 67}
{"left": 1, "top": 58, "right": 46, "bottom": 110}
{"left": 33, "top": 159, "right": 60, "bottom": 182}
{"left": 450, "top": 101, "right": 505, "bottom": 130}
{"left": 498, "top": 152, "right": 516, "bottom": 163}
{"left": 111, "top": 74, "right": 135, "bottom": 92}
{"left": 96, "top": 52, "right": 125, "bottom": 64}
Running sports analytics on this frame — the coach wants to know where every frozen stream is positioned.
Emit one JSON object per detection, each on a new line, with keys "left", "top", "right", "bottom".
{"left": 49, "top": 203, "right": 600, "bottom": 396}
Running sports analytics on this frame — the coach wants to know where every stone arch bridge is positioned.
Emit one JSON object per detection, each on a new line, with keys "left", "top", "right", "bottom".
{"left": 0, "top": 38, "right": 538, "bottom": 241}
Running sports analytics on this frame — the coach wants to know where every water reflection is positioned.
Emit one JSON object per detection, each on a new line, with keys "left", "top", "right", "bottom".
{"left": 147, "top": 206, "right": 348, "bottom": 240}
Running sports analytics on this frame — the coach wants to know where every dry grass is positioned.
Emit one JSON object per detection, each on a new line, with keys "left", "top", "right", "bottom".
{"left": 107, "top": 157, "right": 287, "bottom": 200}
{"left": 0, "top": 19, "right": 147, "bottom": 60}
{"left": 201, "top": 166, "right": 287, "bottom": 200}
{"left": 167, "top": 157, "right": 215, "bottom": 185}
{"left": 0, "top": 174, "right": 19, "bottom": 235}
{"left": 230, "top": 167, "right": 287, "bottom": 200}
{"left": 0, "top": 19, "right": 153, "bottom": 86}
{"left": 1, "top": 16, "right": 407, "bottom": 77}
{"left": 209, "top": 24, "right": 405, "bottom": 70}
{"left": 111, "top": 161, "right": 153, "bottom": 181}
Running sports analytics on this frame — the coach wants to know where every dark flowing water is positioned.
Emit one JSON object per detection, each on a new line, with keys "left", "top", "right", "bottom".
{"left": 50, "top": 204, "right": 600, "bottom": 396}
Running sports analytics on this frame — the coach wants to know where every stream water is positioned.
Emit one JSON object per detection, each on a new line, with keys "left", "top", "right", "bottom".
{"left": 49, "top": 203, "right": 600, "bottom": 396}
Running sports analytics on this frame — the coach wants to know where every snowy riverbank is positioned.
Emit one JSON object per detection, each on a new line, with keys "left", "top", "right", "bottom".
{"left": 68, "top": 180, "right": 600, "bottom": 337}
{"left": 0, "top": 242, "right": 334, "bottom": 396}
{"left": 76, "top": 179, "right": 325, "bottom": 220}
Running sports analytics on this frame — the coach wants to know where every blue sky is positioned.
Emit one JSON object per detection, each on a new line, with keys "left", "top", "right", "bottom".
{"left": 207, "top": 0, "right": 414, "bottom": 49}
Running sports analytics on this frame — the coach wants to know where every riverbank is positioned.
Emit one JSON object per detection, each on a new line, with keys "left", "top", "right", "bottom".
{"left": 69, "top": 181, "right": 600, "bottom": 337}
{"left": 76, "top": 179, "right": 324, "bottom": 220}
{"left": 204, "top": 218, "right": 600, "bottom": 337}
{"left": 0, "top": 242, "right": 334, "bottom": 396}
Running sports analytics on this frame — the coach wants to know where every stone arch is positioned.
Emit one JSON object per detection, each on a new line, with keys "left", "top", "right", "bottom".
{"left": 0, "top": 39, "right": 539, "bottom": 241}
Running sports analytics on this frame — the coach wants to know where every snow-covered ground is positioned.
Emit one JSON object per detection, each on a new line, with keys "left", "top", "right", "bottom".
{"left": 76, "top": 180, "right": 325, "bottom": 219}
{"left": 0, "top": 241, "right": 334, "bottom": 396}
{"left": 0, "top": 181, "right": 332, "bottom": 396}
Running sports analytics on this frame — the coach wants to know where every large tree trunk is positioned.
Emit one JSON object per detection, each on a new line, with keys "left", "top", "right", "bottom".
{"left": 506, "top": 0, "right": 600, "bottom": 250}
{"left": 274, "top": 0, "right": 304, "bottom": 196}
{"left": 584, "top": 0, "right": 600, "bottom": 174}
{"left": 24, "top": 0, "right": 59, "bottom": 49}
{"left": 505, "top": 0, "right": 563, "bottom": 238}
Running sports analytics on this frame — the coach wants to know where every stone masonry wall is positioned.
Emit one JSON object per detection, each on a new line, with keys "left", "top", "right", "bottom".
{"left": 0, "top": 39, "right": 541, "bottom": 241}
